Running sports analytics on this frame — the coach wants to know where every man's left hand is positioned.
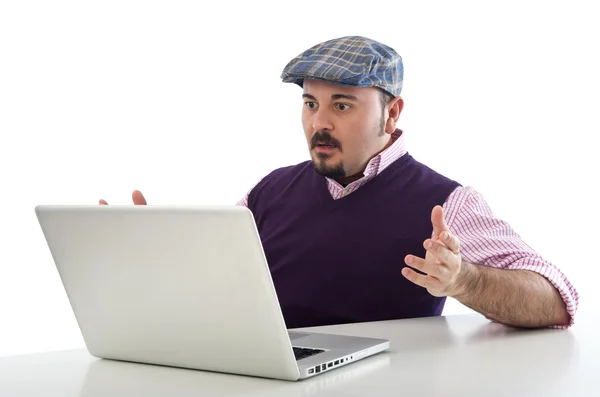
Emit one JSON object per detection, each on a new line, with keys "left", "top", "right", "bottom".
{"left": 402, "top": 205, "right": 465, "bottom": 297}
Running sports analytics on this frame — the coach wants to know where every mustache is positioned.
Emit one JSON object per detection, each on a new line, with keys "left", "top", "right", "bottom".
{"left": 310, "top": 131, "right": 342, "bottom": 150}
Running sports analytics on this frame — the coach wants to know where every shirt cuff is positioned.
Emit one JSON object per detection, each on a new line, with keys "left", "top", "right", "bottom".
{"left": 507, "top": 257, "right": 579, "bottom": 328}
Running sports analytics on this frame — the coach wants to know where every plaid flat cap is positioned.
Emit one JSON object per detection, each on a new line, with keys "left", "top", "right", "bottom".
{"left": 281, "top": 36, "right": 403, "bottom": 97}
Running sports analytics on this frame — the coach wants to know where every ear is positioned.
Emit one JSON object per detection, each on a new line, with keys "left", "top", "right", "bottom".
{"left": 385, "top": 96, "right": 404, "bottom": 134}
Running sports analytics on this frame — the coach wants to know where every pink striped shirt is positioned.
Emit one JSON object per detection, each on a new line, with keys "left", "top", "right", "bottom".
{"left": 237, "top": 129, "right": 579, "bottom": 328}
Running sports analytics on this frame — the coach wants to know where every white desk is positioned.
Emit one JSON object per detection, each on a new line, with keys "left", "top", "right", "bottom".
{"left": 1, "top": 313, "right": 597, "bottom": 396}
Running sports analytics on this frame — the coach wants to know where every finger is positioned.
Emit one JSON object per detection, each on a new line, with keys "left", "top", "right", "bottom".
{"left": 431, "top": 205, "right": 449, "bottom": 240}
{"left": 405, "top": 255, "right": 447, "bottom": 279}
{"left": 439, "top": 230, "right": 460, "bottom": 254}
{"left": 99, "top": 199, "right": 108, "bottom": 205}
{"left": 132, "top": 190, "right": 147, "bottom": 205}
{"left": 401, "top": 267, "right": 440, "bottom": 290}
{"left": 424, "top": 239, "right": 458, "bottom": 269}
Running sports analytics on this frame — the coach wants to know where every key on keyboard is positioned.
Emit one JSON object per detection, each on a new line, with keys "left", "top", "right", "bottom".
{"left": 293, "top": 347, "right": 325, "bottom": 360}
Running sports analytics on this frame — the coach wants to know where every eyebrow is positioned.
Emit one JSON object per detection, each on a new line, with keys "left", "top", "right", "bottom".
{"left": 302, "top": 93, "right": 359, "bottom": 101}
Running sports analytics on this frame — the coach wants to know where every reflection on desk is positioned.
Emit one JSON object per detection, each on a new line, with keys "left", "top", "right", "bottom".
{"left": 79, "top": 352, "right": 391, "bottom": 397}
{"left": 1, "top": 313, "right": 597, "bottom": 397}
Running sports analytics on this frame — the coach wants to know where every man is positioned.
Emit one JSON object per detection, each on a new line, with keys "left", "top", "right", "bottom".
{"left": 100, "top": 36, "right": 578, "bottom": 329}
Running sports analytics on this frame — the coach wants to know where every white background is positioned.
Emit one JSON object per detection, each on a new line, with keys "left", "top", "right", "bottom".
{"left": 1, "top": 0, "right": 598, "bottom": 357}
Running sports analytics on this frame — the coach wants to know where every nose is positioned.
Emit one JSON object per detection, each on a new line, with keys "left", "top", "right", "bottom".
{"left": 312, "top": 108, "right": 334, "bottom": 132}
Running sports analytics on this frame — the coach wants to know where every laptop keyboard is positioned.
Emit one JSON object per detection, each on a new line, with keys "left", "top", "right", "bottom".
{"left": 293, "top": 347, "right": 325, "bottom": 361}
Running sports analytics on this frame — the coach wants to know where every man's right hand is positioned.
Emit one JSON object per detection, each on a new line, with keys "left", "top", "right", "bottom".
{"left": 99, "top": 190, "right": 147, "bottom": 205}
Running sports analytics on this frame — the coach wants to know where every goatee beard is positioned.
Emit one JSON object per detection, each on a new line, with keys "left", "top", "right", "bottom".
{"left": 312, "top": 159, "right": 346, "bottom": 179}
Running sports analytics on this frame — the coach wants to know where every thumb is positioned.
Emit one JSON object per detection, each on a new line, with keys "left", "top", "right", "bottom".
{"left": 132, "top": 190, "right": 147, "bottom": 205}
{"left": 431, "top": 205, "right": 449, "bottom": 239}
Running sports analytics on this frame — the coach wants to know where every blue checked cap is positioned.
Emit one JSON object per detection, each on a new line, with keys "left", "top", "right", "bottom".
{"left": 281, "top": 36, "right": 403, "bottom": 97}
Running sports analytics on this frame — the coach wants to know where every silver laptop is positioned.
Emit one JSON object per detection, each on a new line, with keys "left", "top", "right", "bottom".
{"left": 34, "top": 205, "right": 389, "bottom": 381}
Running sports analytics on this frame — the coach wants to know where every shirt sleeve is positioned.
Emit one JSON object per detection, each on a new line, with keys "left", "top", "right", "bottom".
{"left": 441, "top": 186, "right": 579, "bottom": 328}
{"left": 235, "top": 178, "right": 264, "bottom": 207}
{"left": 235, "top": 194, "right": 249, "bottom": 207}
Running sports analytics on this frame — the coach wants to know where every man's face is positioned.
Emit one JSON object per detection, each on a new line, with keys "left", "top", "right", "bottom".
{"left": 301, "top": 79, "right": 395, "bottom": 180}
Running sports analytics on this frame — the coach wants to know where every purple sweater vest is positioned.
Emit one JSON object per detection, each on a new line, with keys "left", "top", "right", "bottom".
{"left": 248, "top": 153, "right": 461, "bottom": 328}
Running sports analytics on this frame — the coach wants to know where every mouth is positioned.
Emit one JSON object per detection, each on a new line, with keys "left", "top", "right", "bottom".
{"left": 314, "top": 143, "right": 338, "bottom": 154}
{"left": 314, "top": 143, "right": 338, "bottom": 149}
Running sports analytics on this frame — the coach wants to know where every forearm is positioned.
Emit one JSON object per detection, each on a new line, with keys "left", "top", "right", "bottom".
{"left": 453, "top": 262, "right": 570, "bottom": 328}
